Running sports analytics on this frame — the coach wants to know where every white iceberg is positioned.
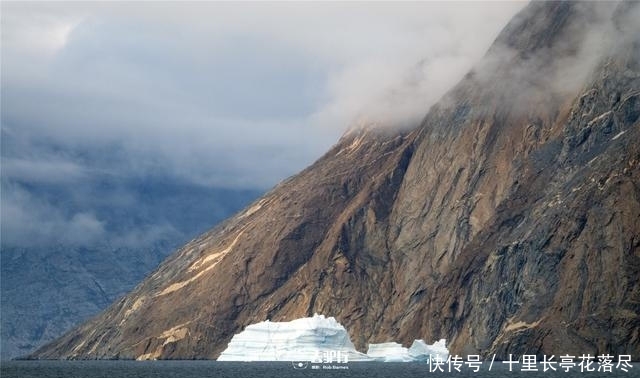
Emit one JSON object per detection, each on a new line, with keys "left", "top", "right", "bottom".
{"left": 217, "top": 313, "right": 449, "bottom": 362}
{"left": 367, "top": 339, "right": 449, "bottom": 362}
{"left": 366, "top": 342, "right": 414, "bottom": 362}
{"left": 408, "top": 339, "right": 449, "bottom": 362}
{"left": 217, "top": 313, "right": 370, "bottom": 361}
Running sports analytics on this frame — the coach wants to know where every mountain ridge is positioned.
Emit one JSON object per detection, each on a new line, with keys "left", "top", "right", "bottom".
{"left": 29, "top": 1, "right": 640, "bottom": 360}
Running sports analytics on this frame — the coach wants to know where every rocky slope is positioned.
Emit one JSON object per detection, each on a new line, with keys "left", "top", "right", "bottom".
{"left": 30, "top": 1, "right": 640, "bottom": 359}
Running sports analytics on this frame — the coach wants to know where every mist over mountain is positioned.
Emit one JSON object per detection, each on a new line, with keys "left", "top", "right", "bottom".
{"left": 27, "top": 1, "right": 640, "bottom": 361}
{"left": 1, "top": 129, "right": 261, "bottom": 358}
{"left": 1, "top": 2, "right": 526, "bottom": 360}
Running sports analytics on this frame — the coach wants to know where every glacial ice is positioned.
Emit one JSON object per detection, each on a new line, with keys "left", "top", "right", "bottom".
{"left": 217, "top": 313, "right": 448, "bottom": 362}
{"left": 366, "top": 342, "right": 414, "bottom": 362}
{"left": 408, "top": 339, "right": 449, "bottom": 361}
{"left": 366, "top": 339, "right": 449, "bottom": 362}
{"left": 217, "top": 314, "right": 370, "bottom": 361}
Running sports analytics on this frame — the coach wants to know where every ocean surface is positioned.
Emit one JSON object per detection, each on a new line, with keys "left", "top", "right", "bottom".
{"left": 1, "top": 361, "right": 638, "bottom": 378}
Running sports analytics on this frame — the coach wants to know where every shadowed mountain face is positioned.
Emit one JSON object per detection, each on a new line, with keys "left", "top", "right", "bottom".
{"left": 30, "top": 1, "right": 640, "bottom": 360}
{"left": 1, "top": 180, "right": 261, "bottom": 360}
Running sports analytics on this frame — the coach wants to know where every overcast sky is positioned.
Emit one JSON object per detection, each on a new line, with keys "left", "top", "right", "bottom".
{"left": 1, "top": 1, "right": 526, "bottom": 248}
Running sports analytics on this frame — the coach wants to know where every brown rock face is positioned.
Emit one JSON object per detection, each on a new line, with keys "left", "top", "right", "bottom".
{"left": 30, "top": 1, "right": 640, "bottom": 360}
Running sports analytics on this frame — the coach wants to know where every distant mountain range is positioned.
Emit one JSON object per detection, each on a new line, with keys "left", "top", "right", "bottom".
{"left": 30, "top": 1, "right": 640, "bottom": 359}
{"left": 1, "top": 168, "right": 260, "bottom": 359}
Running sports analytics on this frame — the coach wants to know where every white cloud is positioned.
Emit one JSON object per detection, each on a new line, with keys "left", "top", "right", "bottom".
{"left": 1, "top": 1, "right": 525, "bottom": 248}
{"left": 2, "top": 157, "right": 87, "bottom": 184}
{"left": 0, "top": 184, "right": 106, "bottom": 247}
{"left": 2, "top": 2, "right": 525, "bottom": 188}
{"left": 1, "top": 4, "right": 82, "bottom": 54}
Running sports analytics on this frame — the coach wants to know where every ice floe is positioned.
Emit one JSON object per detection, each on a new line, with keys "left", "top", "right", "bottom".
{"left": 217, "top": 313, "right": 448, "bottom": 362}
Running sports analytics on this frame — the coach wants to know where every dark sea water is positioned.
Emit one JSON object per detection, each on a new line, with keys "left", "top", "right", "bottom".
{"left": 1, "top": 361, "right": 638, "bottom": 378}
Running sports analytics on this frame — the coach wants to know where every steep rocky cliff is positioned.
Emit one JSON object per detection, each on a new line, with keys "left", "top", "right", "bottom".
{"left": 30, "top": 1, "right": 640, "bottom": 359}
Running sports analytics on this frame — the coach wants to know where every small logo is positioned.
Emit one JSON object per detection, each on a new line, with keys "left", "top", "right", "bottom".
{"left": 292, "top": 361, "right": 309, "bottom": 369}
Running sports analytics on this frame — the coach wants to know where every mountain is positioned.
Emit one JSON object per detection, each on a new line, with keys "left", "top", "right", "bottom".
{"left": 29, "top": 1, "right": 640, "bottom": 360}
{"left": 1, "top": 177, "right": 260, "bottom": 359}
